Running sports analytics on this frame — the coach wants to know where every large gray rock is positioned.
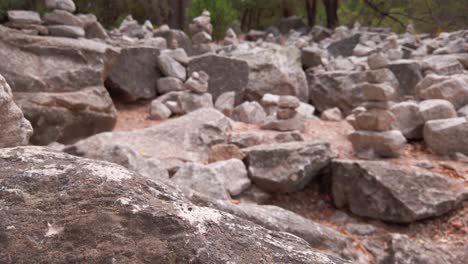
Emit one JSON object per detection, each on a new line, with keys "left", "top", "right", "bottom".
{"left": 203, "top": 201, "right": 367, "bottom": 263}
{"left": 7, "top": 10, "right": 41, "bottom": 24}
{"left": 0, "top": 146, "right": 345, "bottom": 264}
{"left": 227, "top": 43, "right": 309, "bottom": 102}
{"left": 106, "top": 46, "right": 161, "bottom": 101}
{"left": 301, "top": 46, "right": 323, "bottom": 69}
{"left": 424, "top": 117, "right": 468, "bottom": 156}
{"left": 332, "top": 160, "right": 467, "bottom": 223}
{"left": 327, "top": 34, "right": 361, "bottom": 57}
{"left": 0, "top": 75, "right": 33, "bottom": 147}
{"left": 67, "top": 109, "right": 232, "bottom": 170}
{"left": 349, "top": 130, "right": 406, "bottom": 159}
{"left": 416, "top": 74, "right": 468, "bottom": 109}
{"left": 391, "top": 101, "right": 424, "bottom": 139}
{"left": 187, "top": 54, "right": 249, "bottom": 102}
{"left": 387, "top": 60, "right": 423, "bottom": 96}
{"left": 14, "top": 86, "right": 117, "bottom": 145}
{"left": 45, "top": 0, "right": 76, "bottom": 12}
{"left": 419, "top": 99, "right": 457, "bottom": 121}
{"left": 243, "top": 141, "right": 332, "bottom": 193}
{"left": 156, "top": 54, "right": 186, "bottom": 80}
{"left": 232, "top": 101, "right": 266, "bottom": 124}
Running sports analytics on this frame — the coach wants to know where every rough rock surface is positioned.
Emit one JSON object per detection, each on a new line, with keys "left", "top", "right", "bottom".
{"left": 67, "top": 109, "right": 232, "bottom": 170}
{"left": 424, "top": 117, "right": 468, "bottom": 156}
{"left": 416, "top": 74, "right": 468, "bottom": 109}
{"left": 232, "top": 101, "right": 266, "bottom": 124}
{"left": 188, "top": 54, "right": 249, "bottom": 101}
{"left": 0, "top": 75, "right": 33, "bottom": 147}
{"left": 387, "top": 60, "right": 423, "bottom": 96}
{"left": 391, "top": 101, "right": 424, "bottom": 139}
{"left": 243, "top": 141, "right": 332, "bottom": 193}
{"left": 349, "top": 130, "right": 406, "bottom": 159}
{"left": 0, "top": 147, "right": 345, "bottom": 264}
{"left": 227, "top": 43, "right": 309, "bottom": 102}
{"left": 332, "top": 160, "right": 467, "bottom": 223}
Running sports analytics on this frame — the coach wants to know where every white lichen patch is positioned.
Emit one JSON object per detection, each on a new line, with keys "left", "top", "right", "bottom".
{"left": 116, "top": 197, "right": 132, "bottom": 205}
{"left": 83, "top": 163, "right": 132, "bottom": 182}
{"left": 176, "top": 205, "right": 224, "bottom": 234}
{"left": 131, "top": 204, "right": 148, "bottom": 214}
{"left": 45, "top": 223, "right": 63, "bottom": 237}
{"left": 23, "top": 164, "right": 73, "bottom": 177}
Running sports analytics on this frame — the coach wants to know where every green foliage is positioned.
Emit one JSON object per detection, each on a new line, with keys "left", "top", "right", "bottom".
{"left": 190, "top": 0, "right": 239, "bottom": 38}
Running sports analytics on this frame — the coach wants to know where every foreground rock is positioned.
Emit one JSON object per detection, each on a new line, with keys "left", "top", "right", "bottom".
{"left": 67, "top": 109, "right": 232, "bottom": 171}
{"left": 0, "top": 75, "right": 33, "bottom": 147}
{"left": 332, "top": 160, "right": 467, "bottom": 223}
{"left": 0, "top": 147, "right": 345, "bottom": 264}
{"left": 243, "top": 141, "right": 332, "bottom": 193}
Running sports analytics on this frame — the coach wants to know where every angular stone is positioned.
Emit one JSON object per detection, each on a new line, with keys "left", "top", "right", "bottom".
{"left": 84, "top": 21, "right": 108, "bottom": 39}
{"left": 208, "top": 144, "right": 245, "bottom": 163}
{"left": 232, "top": 101, "right": 266, "bottom": 124}
{"left": 188, "top": 54, "right": 249, "bottom": 102}
{"left": 48, "top": 25, "right": 85, "bottom": 38}
{"left": 45, "top": 0, "right": 76, "bottom": 12}
{"left": 391, "top": 101, "right": 424, "bottom": 139}
{"left": 0, "top": 147, "right": 343, "bottom": 264}
{"left": 192, "top": 31, "right": 212, "bottom": 44}
{"left": 229, "top": 132, "right": 264, "bottom": 148}
{"left": 387, "top": 60, "right": 423, "bottom": 96}
{"left": 161, "top": 48, "right": 189, "bottom": 65}
{"left": 361, "top": 82, "right": 396, "bottom": 101}
{"left": 149, "top": 100, "right": 171, "bottom": 120}
{"left": 332, "top": 160, "right": 467, "bottom": 223}
{"left": 156, "top": 54, "right": 186, "bottom": 80}
{"left": 178, "top": 92, "right": 213, "bottom": 114}
{"left": 321, "top": 107, "right": 343, "bottom": 121}
{"left": 354, "top": 109, "right": 395, "bottom": 131}
{"left": 416, "top": 74, "right": 468, "bottom": 109}
{"left": 207, "top": 159, "right": 251, "bottom": 196}
{"left": 43, "top": 10, "right": 83, "bottom": 27}
{"left": 301, "top": 47, "right": 323, "bottom": 68}
{"left": 0, "top": 75, "right": 33, "bottom": 147}
{"left": 367, "top": 52, "right": 389, "bottom": 69}
{"left": 106, "top": 47, "right": 161, "bottom": 101}
{"left": 243, "top": 141, "right": 332, "bottom": 193}
{"left": 261, "top": 93, "right": 280, "bottom": 106}
{"left": 424, "top": 117, "right": 468, "bottom": 156}
{"left": 214, "top": 91, "right": 235, "bottom": 117}
{"left": 419, "top": 99, "right": 457, "bottom": 121}
{"left": 327, "top": 34, "right": 361, "bottom": 57}
{"left": 156, "top": 77, "right": 185, "bottom": 94}
{"left": 365, "top": 69, "right": 400, "bottom": 89}
{"left": 349, "top": 130, "right": 406, "bottom": 159}
{"left": 7, "top": 10, "right": 41, "bottom": 24}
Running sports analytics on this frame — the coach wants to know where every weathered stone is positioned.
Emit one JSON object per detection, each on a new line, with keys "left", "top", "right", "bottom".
{"left": 43, "top": 10, "right": 83, "bottom": 27}
{"left": 161, "top": 48, "right": 189, "bottom": 65}
{"left": 227, "top": 43, "right": 308, "bottom": 102}
{"left": 354, "top": 109, "right": 395, "bottom": 131}
{"left": 321, "top": 107, "right": 343, "bottom": 121}
{"left": 149, "top": 100, "right": 171, "bottom": 120}
{"left": 367, "top": 52, "right": 389, "bottom": 69}
{"left": 365, "top": 69, "right": 400, "bottom": 89}
{"left": 106, "top": 47, "right": 161, "bottom": 101}
{"left": 48, "top": 25, "right": 85, "bottom": 38}
{"left": 361, "top": 82, "right": 396, "bottom": 101}
{"left": 45, "top": 0, "right": 76, "bottom": 12}
{"left": 207, "top": 159, "right": 251, "bottom": 196}
{"left": 156, "top": 54, "right": 187, "bottom": 80}
{"left": 243, "top": 141, "right": 332, "bottom": 193}
{"left": 416, "top": 74, "right": 468, "bottom": 109}
{"left": 424, "top": 117, "right": 468, "bottom": 156}
{"left": 301, "top": 47, "right": 323, "bottom": 69}
{"left": 349, "top": 130, "right": 406, "bottom": 158}
{"left": 14, "top": 86, "right": 117, "bottom": 145}
{"left": 7, "top": 10, "right": 41, "bottom": 24}
{"left": 229, "top": 132, "right": 264, "bottom": 148}
{"left": 178, "top": 92, "right": 213, "bottom": 113}
{"left": 84, "top": 21, "right": 108, "bottom": 39}
{"left": 0, "top": 75, "right": 33, "bottom": 147}
{"left": 419, "top": 99, "right": 457, "bottom": 121}
{"left": 68, "top": 109, "right": 232, "bottom": 170}
{"left": 208, "top": 144, "right": 245, "bottom": 163}
{"left": 278, "top": 95, "right": 300, "bottom": 109}
{"left": 277, "top": 108, "right": 297, "bottom": 120}
{"left": 185, "top": 71, "right": 209, "bottom": 94}
{"left": 232, "top": 101, "right": 266, "bottom": 124}
{"left": 1, "top": 147, "right": 344, "bottom": 263}
{"left": 332, "top": 160, "right": 467, "bottom": 223}
{"left": 327, "top": 34, "right": 361, "bottom": 57}
{"left": 188, "top": 54, "right": 249, "bottom": 102}
{"left": 387, "top": 60, "right": 423, "bottom": 96}
{"left": 156, "top": 77, "right": 185, "bottom": 94}
{"left": 296, "top": 103, "right": 316, "bottom": 119}
{"left": 391, "top": 101, "right": 424, "bottom": 139}
{"left": 214, "top": 91, "right": 235, "bottom": 117}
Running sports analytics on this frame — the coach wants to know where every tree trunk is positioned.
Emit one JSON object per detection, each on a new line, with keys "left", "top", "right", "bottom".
{"left": 305, "top": 0, "right": 317, "bottom": 27}
{"left": 169, "top": 0, "right": 189, "bottom": 30}
{"left": 323, "top": 0, "right": 339, "bottom": 29}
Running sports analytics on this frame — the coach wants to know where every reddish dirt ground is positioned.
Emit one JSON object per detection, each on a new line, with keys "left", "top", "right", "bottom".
{"left": 114, "top": 101, "right": 468, "bottom": 257}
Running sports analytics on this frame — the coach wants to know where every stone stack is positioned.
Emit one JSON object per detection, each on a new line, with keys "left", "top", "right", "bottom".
{"left": 6, "top": 10, "right": 46, "bottom": 35}
{"left": 261, "top": 95, "right": 306, "bottom": 132}
{"left": 43, "top": 0, "right": 85, "bottom": 38}
{"left": 224, "top": 28, "right": 238, "bottom": 46}
{"left": 348, "top": 81, "right": 406, "bottom": 159}
{"left": 189, "top": 10, "right": 214, "bottom": 54}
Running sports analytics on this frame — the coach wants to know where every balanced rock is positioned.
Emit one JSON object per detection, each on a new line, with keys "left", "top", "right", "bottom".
{"left": 45, "top": 0, "right": 76, "bottom": 13}
{"left": 185, "top": 71, "right": 209, "bottom": 94}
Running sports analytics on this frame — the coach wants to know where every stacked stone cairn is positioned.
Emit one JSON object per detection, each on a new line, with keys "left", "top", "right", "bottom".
{"left": 224, "top": 28, "right": 239, "bottom": 46}
{"left": 43, "top": 0, "right": 86, "bottom": 38}
{"left": 348, "top": 79, "right": 407, "bottom": 159}
{"left": 5, "top": 8, "right": 46, "bottom": 35}
{"left": 261, "top": 95, "right": 306, "bottom": 132}
{"left": 189, "top": 10, "right": 214, "bottom": 54}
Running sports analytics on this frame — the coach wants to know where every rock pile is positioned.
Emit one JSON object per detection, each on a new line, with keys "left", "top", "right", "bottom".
{"left": 44, "top": 0, "right": 84, "bottom": 38}
{"left": 189, "top": 10, "right": 214, "bottom": 54}
{"left": 349, "top": 77, "right": 406, "bottom": 158}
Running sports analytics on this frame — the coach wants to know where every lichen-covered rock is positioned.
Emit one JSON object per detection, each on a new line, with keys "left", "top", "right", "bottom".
{"left": 0, "top": 146, "right": 346, "bottom": 264}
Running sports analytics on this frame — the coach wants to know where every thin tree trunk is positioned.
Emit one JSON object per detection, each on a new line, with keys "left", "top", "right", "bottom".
{"left": 305, "top": 0, "right": 317, "bottom": 27}
{"left": 322, "top": 0, "right": 339, "bottom": 29}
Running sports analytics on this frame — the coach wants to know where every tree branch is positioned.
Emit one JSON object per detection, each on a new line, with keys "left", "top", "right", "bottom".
{"left": 363, "top": 0, "right": 406, "bottom": 28}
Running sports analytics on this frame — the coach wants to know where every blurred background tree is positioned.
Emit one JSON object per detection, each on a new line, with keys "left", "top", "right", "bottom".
{"left": 0, "top": 0, "right": 467, "bottom": 37}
